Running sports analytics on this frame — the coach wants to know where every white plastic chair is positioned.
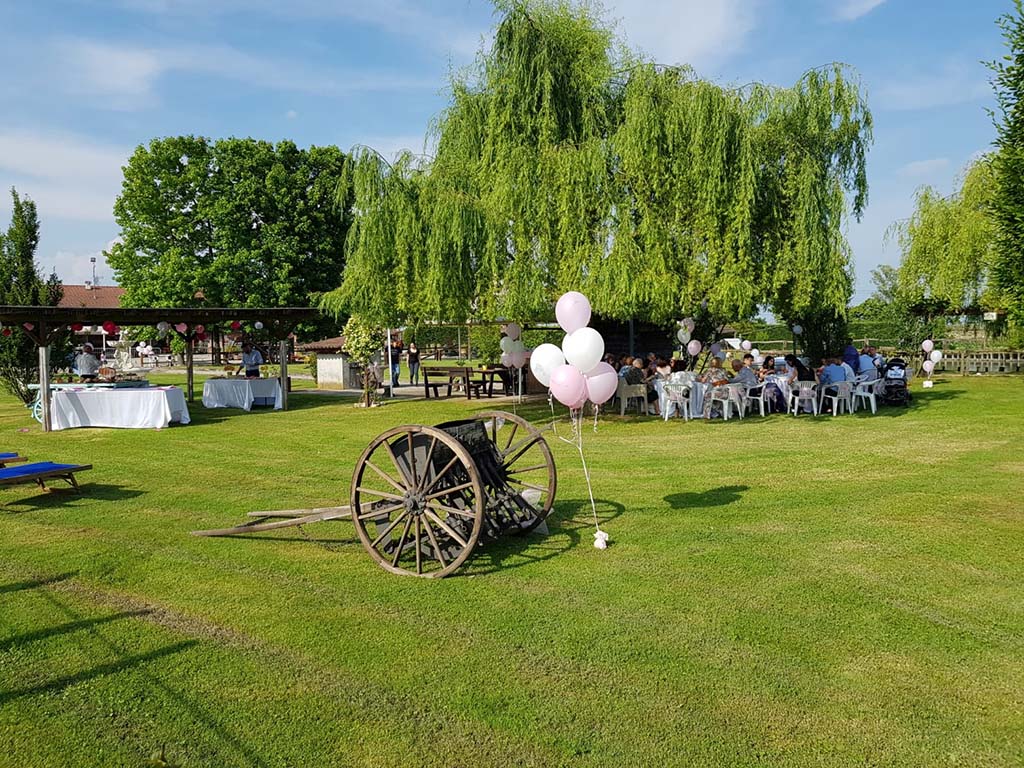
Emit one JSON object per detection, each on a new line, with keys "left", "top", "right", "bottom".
{"left": 617, "top": 379, "right": 648, "bottom": 416}
{"left": 663, "top": 383, "right": 691, "bottom": 421}
{"left": 853, "top": 378, "right": 880, "bottom": 414}
{"left": 709, "top": 385, "right": 736, "bottom": 420}
{"left": 788, "top": 382, "right": 818, "bottom": 416}
{"left": 821, "top": 381, "right": 853, "bottom": 416}
{"left": 743, "top": 383, "right": 766, "bottom": 417}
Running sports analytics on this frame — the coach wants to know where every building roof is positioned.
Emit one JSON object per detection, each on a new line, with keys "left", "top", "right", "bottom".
{"left": 297, "top": 336, "right": 346, "bottom": 353}
{"left": 58, "top": 285, "right": 125, "bottom": 309}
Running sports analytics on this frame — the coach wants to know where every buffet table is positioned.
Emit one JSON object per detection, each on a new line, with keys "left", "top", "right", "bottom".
{"left": 50, "top": 386, "right": 190, "bottom": 430}
{"left": 202, "top": 378, "right": 282, "bottom": 411}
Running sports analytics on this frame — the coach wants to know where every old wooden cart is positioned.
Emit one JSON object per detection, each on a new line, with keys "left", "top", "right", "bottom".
{"left": 194, "top": 411, "right": 556, "bottom": 578}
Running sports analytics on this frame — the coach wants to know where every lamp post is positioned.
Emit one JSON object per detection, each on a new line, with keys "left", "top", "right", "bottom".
{"left": 90, "top": 256, "right": 97, "bottom": 286}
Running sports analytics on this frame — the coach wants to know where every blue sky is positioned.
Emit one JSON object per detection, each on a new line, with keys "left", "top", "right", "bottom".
{"left": 0, "top": 0, "right": 1009, "bottom": 304}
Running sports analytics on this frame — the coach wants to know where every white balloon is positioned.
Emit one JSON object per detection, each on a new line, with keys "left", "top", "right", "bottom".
{"left": 676, "top": 328, "right": 690, "bottom": 344}
{"left": 529, "top": 343, "right": 566, "bottom": 387}
{"left": 741, "top": 340, "right": 752, "bottom": 351}
{"left": 254, "top": 321, "right": 264, "bottom": 330}
{"left": 508, "top": 339, "right": 525, "bottom": 354}
{"left": 500, "top": 336, "right": 515, "bottom": 353}
{"left": 752, "top": 348, "right": 760, "bottom": 358}
{"left": 929, "top": 350, "right": 942, "bottom": 363}
{"left": 562, "top": 327, "right": 605, "bottom": 375}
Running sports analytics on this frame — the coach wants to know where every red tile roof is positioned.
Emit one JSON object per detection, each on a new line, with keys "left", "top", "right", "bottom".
{"left": 296, "top": 336, "right": 346, "bottom": 353}
{"left": 58, "top": 285, "right": 124, "bottom": 309}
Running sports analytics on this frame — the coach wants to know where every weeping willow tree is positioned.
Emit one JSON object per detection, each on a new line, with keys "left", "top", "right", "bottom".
{"left": 889, "top": 157, "right": 999, "bottom": 315}
{"left": 324, "top": 0, "right": 872, "bottom": 328}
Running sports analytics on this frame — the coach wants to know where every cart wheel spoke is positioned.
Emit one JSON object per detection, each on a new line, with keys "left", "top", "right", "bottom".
{"left": 363, "top": 460, "right": 408, "bottom": 495}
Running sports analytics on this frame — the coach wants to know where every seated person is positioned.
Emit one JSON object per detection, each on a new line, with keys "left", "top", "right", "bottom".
{"left": 840, "top": 357, "right": 857, "bottom": 382}
{"left": 75, "top": 343, "right": 100, "bottom": 381}
{"left": 701, "top": 358, "right": 734, "bottom": 418}
{"left": 742, "top": 353, "right": 756, "bottom": 370}
{"left": 758, "top": 355, "right": 777, "bottom": 380}
{"left": 655, "top": 357, "right": 672, "bottom": 379}
{"left": 624, "top": 357, "right": 660, "bottom": 415}
{"left": 618, "top": 356, "right": 634, "bottom": 378}
{"left": 820, "top": 356, "right": 847, "bottom": 387}
{"left": 784, "top": 354, "right": 816, "bottom": 384}
{"left": 731, "top": 359, "right": 759, "bottom": 388}
{"left": 858, "top": 349, "right": 879, "bottom": 381}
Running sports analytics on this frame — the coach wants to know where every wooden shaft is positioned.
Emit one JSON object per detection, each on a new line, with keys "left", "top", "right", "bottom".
{"left": 38, "top": 345, "right": 51, "bottom": 432}
{"left": 279, "top": 339, "right": 288, "bottom": 410}
{"left": 186, "top": 336, "right": 194, "bottom": 402}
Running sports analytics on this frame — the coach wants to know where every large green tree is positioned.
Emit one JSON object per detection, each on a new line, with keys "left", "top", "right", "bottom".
{"left": 0, "top": 189, "right": 67, "bottom": 403}
{"left": 889, "top": 157, "right": 998, "bottom": 315}
{"left": 325, "top": 1, "right": 871, "bottom": 330}
{"left": 108, "top": 137, "right": 351, "bottom": 336}
{"left": 989, "top": 0, "right": 1024, "bottom": 326}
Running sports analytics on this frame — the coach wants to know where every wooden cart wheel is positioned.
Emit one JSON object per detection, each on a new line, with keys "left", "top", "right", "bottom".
{"left": 473, "top": 411, "right": 557, "bottom": 534}
{"left": 350, "top": 425, "right": 485, "bottom": 578}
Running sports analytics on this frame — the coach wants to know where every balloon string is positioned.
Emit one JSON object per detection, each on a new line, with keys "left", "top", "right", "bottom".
{"left": 557, "top": 407, "right": 600, "bottom": 532}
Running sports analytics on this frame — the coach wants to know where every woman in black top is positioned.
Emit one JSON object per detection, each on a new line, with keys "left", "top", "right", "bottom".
{"left": 407, "top": 343, "right": 421, "bottom": 386}
{"left": 784, "top": 354, "right": 816, "bottom": 382}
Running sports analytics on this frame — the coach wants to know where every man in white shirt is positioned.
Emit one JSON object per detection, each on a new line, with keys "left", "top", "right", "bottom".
{"left": 237, "top": 343, "right": 264, "bottom": 378}
{"left": 75, "top": 344, "right": 100, "bottom": 381}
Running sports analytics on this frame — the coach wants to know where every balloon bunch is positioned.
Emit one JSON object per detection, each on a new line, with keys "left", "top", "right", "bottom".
{"left": 500, "top": 323, "right": 528, "bottom": 369}
{"left": 921, "top": 340, "right": 942, "bottom": 383}
{"left": 529, "top": 291, "right": 611, "bottom": 550}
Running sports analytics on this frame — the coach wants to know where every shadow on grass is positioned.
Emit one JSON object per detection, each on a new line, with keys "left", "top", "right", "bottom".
{"left": 0, "top": 610, "right": 151, "bottom": 652}
{"left": 1, "top": 483, "right": 145, "bottom": 511}
{"left": 664, "top": 485, "right": 748, "bottom": 510}
{"left": 0, "top": 571, "right": 77, "bottom": 594}
{"left": 856, "top": 385, "right": 965, "bottom": 418}
{"left": 0, "top": 639, "right": 198, "bottom": 706}
{"left": 465, "top": 497, "right": 625, "bottom": 576}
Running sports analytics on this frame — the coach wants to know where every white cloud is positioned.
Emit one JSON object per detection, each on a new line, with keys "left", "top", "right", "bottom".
{"left": 116, "top": 0, "right": 484, "bottom": 60}
{"left": 835, "top": 0, "right": 888, "bottom": 22}
{"left": 875, "top": 60, "right": 991, "bottom": 111}
{"left": 49, "top": 247, "right": 115, "bottom": 285}
{"left": 897, "top": 157, "right": 950, "bottom": 178}
{"left": 0, "top": 131, "right": 128, "bottom": 222}
{"left": 605, "top": 0, "right": 759, "bottom": 70}
{"left": 55, "top": 38, "right": 441, "bottom": 109}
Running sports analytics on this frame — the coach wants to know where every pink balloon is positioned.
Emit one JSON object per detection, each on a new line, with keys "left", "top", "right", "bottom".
{"left": 504, "top": 322, "right": 522, "bottom": 341}
{"left": 549, "top": 364, "right": 587, "bottom": 407}
{"left": 687, "top": 340, "right": 702, "bottom": 356}
{"left": 683, "top": 317, "right": 695, "bottom": 332}
{"left": 569, "top": 393, "right": 588, "bottom": 411}
{"left": 555, "top": 291, "right": 592, "bottom": 334}
{"left": 500, "top": 352, "right": 512, "bottom": 367}
{"left": 509, "top": 350, "right": 527, "bottom": 368}
{"left": 175, "top": 323, "right": 188, "bottom": 334}
{"left": 923, "top": 360, "right": 935, "bottom": 373}
{"left": 584, "top": 362, "right": 618, "bottom": 405}
{"left": 922, "top": 339, "right": 934, "bottom": 354}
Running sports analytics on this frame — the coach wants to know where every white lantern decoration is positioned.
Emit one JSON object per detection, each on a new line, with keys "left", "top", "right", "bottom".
{"left": 792, "top": 325, "right": 803, "bottom": 335}
{"left": 254, "top": 321, "right": 264, "bottom": 330}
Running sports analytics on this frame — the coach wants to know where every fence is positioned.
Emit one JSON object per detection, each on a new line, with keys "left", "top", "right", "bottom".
{"left": 933, "top": 350, "right": 1024, "bottom": 374}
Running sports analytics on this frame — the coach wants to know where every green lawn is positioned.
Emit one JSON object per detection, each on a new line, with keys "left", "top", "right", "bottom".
{"left": 1, "top": 376, "right": 1022, "bottom": 767}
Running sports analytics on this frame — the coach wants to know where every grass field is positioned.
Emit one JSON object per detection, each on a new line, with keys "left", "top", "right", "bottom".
{"left": 0, "top": 375, "right": 1022, "bottom": 767}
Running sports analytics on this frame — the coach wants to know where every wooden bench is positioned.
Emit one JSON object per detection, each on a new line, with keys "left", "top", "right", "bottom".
{"left": 422, "top": 366, "right": 486, "bottom": 399}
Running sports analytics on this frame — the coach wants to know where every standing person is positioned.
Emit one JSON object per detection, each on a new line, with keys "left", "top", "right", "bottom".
{"left": 75, "top": 343, "right": 100, "bottom": 382}
{"left": 407, "top": 342, "right": 421, "bottom": 386}
{"left": 842, "top": 339, "right": 859, "bottom": 372}
{"left": 390, "top": 337, "right": 404, "bottom": 387}
{"left": 236, "top": 342, "right": 264, "bottom": 378}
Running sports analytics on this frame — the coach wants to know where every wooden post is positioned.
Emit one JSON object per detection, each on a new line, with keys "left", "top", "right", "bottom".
{"left": 186, "top": 335, "right": 194, "bottom": 402}
{"left": 38, "top": 345, "right": 51, "bottom": 432}
{"left": 278, "top": 339, "right": 289, "bottom": 410}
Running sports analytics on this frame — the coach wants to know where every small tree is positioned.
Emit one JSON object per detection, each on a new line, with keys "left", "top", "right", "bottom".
{"left": 341, "top": 315, "right": 384, "bottom": 406}
{"left": 0, "top": 189, "right": 68, "bottom": 403}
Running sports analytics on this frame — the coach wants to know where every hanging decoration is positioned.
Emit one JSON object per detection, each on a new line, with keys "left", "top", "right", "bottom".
{"left": 254, "top": 321, "right": 264, "bottom": 330}
{"left": 230, "top": 320, "right": 242, "bottom": 331}
{"left": 70, "top": 323, "right": 84, "bottom": 332}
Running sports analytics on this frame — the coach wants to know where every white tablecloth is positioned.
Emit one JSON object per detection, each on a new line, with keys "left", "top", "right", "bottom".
{"left": 51, "top": 387, "right": 190, "bottom": 430}
{"left": 202, "top": 378, "right": 282, "bottom": 411}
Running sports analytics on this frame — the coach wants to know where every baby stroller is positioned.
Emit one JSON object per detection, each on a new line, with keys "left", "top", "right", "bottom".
{"left": 880, "top": 358, "right": 912, "bottom": 406}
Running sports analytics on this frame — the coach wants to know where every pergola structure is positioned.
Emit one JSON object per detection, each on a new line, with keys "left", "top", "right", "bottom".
{"left": 0, "top": 306, "right": 320, "bottom": 431}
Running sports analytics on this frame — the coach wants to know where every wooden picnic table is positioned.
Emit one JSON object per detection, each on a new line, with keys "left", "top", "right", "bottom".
{"left": 422, "top": 366, "right": 487, "bottom": 399}
{"left": 478, "top": 367, "right": 513, "bottom": 397}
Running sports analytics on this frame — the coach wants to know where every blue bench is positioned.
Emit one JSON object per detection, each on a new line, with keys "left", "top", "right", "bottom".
{"left": 0, "top": 462, "right": 92, "bottom": 492}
